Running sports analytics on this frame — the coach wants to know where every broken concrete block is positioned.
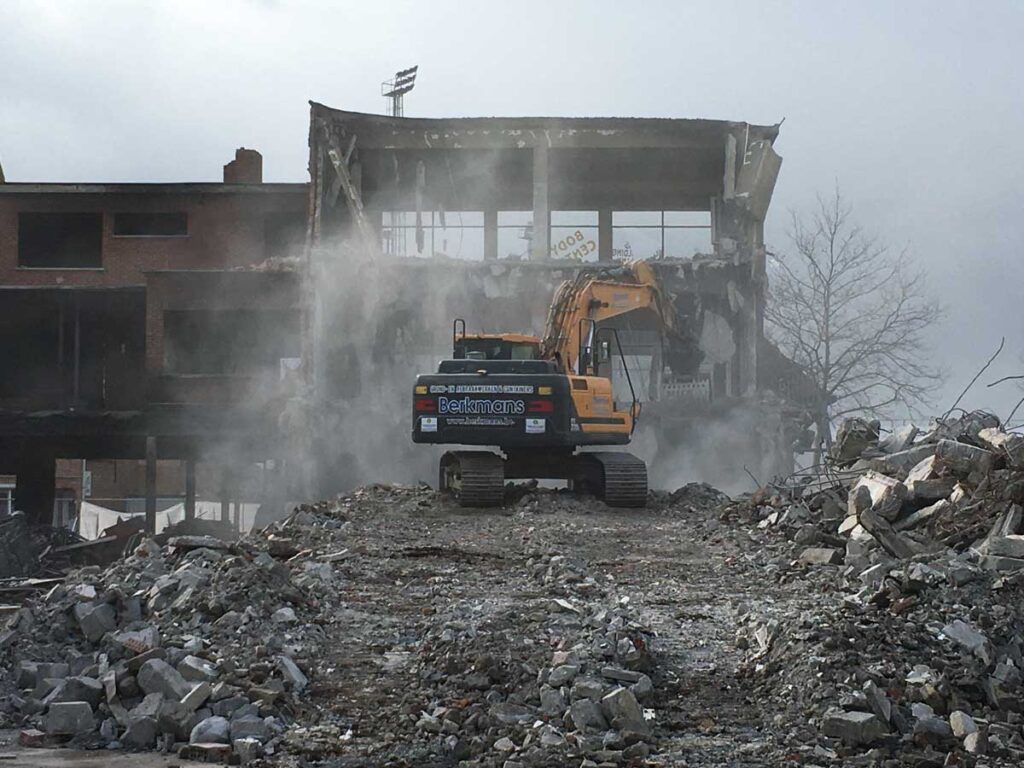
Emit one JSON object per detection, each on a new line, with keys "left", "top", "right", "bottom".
{"left": 124, "top": 715, "right": 158, "bottom": 748}
{"left": 895, "top": 499, "right": 950, "bottom": 531}
{"left": 822, "top": 709, "right": 886, "bottom": 746}
{"left": 847, "top": 484, "right": 873, "bottom": 519}
{"left": 181, "top": 682, "right": 212, "bottom": 712}
{"left": 137, "top": 658, "right": 192, "bottom": 700}
{"left": 539, "top": 685, "right": 566, "bottom": 715}
{"left": 906, "top": 455, "right": 939, "bottom": 484}
{"left": 178, "top": 655, "right": 219, "bottom": 683}
{"left": 798, "top": 547, "right": 843, "bottom": 566}
{"left": 863, "top": 680, "right": 891, "bottom": 724}
{"left": 16, "top": 661, "right": 40, "bottom": 689}
{"left": 45, "top": 701, "right": 95, "bottom": 735}
{"left": 270, "top": 606, "right": 297, "bottom": 624}
{"left": 987, "top": 535, "right": 1024, "bottom": 559}
{"left": 600, "top": 686, "right": 649, "bottom": 734}
{"left": 277, "top": 655, "right": 307, "bottom": 692}
{"left": 935, "top": 439, "right": 995, "bottom": 474}
{"left": 129, "top": 692, "right": 164, "bottom": 719}
{"left": 949, "top": 710, "right": 977, "bottom": 738}
{"left": 233, "top": 737, "right": 264, "bottom": 764}
{"left": 875, "top": 444, "right": 936, "bottom": 473}
{"left": 978, "top": 427, "right": 1024, "bottom": 468}
{"left": 56, "top": 676, "right": 103, "bottom": 709}
{"left": 964, "top": 729, "right": 987, "bottom": 754}
{"left": 980, "top": 554, "right": 1024, "bottom": 572}
{"left": 858, "top": 508, "right": 917, "bottom": 559}
{"left": 913, "top": 714, "right": 954, "bottom": 746}
{"left": 547, "top": 664, "right": 579, "bottom": 687}
{"left": 189, "top": 714, "right": 231, "bottom": 744}
{"left": 570, "top": 677, "right": 604, "bottom": 702}
{"left": 905, "top": 478, "right": 956, "bottom": 502}
{"left": 168, "top": 535, "right": 230, "bottom": 551}
{"left": 852, "top": 471, "right": 907, "bottom": 521}
{"left": 879, "top": 424, "right": 918, "bottom": 454}
{"left": 569, "top": 698, "right": 608, "bottom": 732}
{"left": 941, "top": 619, "right": 992, "bottom": 664}
{"left": 73, "top": 602, "right": 116, "bottom": 643}
{"left": 229, "top": 715, "right": 274, "bottom": 743}
{"left": 838, "top": 515, "right": 860, "bottom": 536}
{"left": 831, "top": 418, "right": 880, "bottom": 464}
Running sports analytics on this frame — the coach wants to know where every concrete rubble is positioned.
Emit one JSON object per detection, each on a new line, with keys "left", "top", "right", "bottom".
{"left": 736, "top": 409, "right": 1024, "bottom": 765}
{"left": 0, "top": 409, "right": 1020, "bottom": 765}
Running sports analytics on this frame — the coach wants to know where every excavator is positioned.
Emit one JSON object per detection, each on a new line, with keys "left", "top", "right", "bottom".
{"left": 411, "top": 260, "right": 695, "bottom": 507}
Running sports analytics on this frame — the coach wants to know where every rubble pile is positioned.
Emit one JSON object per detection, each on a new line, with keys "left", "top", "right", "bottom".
{"left": 353, "top": 556, "right": 658, "bottom": 767}
{"left": 734, "top": 410, "right": 1024, "bottom": 765}
{"left": 1, "top": 485, "right": 672, "bottom": 766}
{"left": 0, "top": 519, "right": 337, "bottom": 763}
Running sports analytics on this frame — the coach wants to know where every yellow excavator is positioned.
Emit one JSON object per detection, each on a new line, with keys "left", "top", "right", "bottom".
{"left": 411, "top": 260, "right": 692, "bottom": 507}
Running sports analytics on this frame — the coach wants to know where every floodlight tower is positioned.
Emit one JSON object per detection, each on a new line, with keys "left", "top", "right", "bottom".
{"left": 381, "top": 66, "right": 418, "bottom": 117}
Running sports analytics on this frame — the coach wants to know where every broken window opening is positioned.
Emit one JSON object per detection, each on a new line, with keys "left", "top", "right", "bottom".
{"left": 18, "top": 212, "right": 103, "bottom": 269}
{"left": 381, "top": 211, "right": 485, "bottom": 260}
{"left": 612, "top": 211, "right": 711, "bottom": 260}
{"left": 163, "top": 309, "right": 301, "bottom": 375}
{"left": 113, "top": 212, "right": 188, "bottom": 237}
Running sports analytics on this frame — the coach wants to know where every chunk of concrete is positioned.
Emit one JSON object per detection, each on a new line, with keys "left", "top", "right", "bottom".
{"left": 45, "top": 701, "right": 95, "bottom": 735}
{"left": 73, "top": 602, "right": 116, "bottom": 643}
{"left": 189, "top": 715, "right": 231, "bottom": 744}
{"left": 178, "top": 655, "right": 219, "bottom": 683}
{"left": 906, "top": 455, "right": 939, "bottom": 484}
{"left": 949, "top": 710, "right": 977, "bottom": 738}
{"left": 229, "top": 715, "right": 273, "bottom": 743}
{"left": 977, "top": 427, "right": 1024, "bottom": 468}
{"left": 935, "top": 439, "right": 995, "bottom": 475}
{"left": 941, "top": 619, "right": 992, "bottom": 664}
{"left": 277, "top": 655, "right": 307, "bottom": 692}
{"left": 270, "top": 607, "right": 297, "bottom": 624}
{"left": 600, "top": 686, "right": 649, "bottom": 734}
{"left": 987, "top": 535, "right": 1024, "bottom": 559}
{"left": 905, "top": 478, "right": 956, "bottom": 502}
{"left": 822, "top": 710, "right": 886, "bottom": 746}
{"left": 56, "top": 676, "right": 103, "bottom": 709}
{"left": 799, "top": 547, "right": 843, "bottom": 566}
{"left": 233, "top": 737, "right": 264, "bottom": 764}
{"left": 570, "top": 698, "right": 608, "bottom": 732}
{"left": 851, "top": 471, "right": 907, "bottom": 521}
{"left": 181, "top": 682, "right": 212, "bottom": 712}
{"left": 124, "top": 715, "right": 158, "bottom": 748}
{"left": 895, "top": 499, "right": 950, "bottom": 531}
{"left": 858, "top": 508, "right": 917, "bottom": 560}
{"left": 879, "top": 424, "right": 919, "bottom": 454}
{"left": 137, "top": 658, "right": 192, "bottom": 700}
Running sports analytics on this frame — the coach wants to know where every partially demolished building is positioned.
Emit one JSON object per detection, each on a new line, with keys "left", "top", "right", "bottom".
{"left": 0, "top": 104, "right": 809, "bottom": 534}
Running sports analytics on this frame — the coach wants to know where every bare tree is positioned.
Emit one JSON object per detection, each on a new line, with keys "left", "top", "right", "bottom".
{"left": 765, "top": 188, "right": 944, "bottom": 456}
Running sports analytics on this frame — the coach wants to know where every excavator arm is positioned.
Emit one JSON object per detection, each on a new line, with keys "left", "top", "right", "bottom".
{"left": 540, "top": 260, "right": 683, "bottom": 375}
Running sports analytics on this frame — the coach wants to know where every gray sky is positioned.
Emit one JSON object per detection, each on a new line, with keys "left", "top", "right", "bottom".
{"left": 3, "top": 0, "right": 1022, "bottom": 420}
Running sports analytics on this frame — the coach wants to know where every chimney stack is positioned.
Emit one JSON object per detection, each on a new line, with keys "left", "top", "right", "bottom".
{"left": 223, "top": 148, "right": 262, "bottom": 184}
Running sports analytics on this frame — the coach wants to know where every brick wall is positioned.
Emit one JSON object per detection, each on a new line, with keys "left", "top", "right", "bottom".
{"left": 0, "top": 186, "right": 306, "bottom": 288}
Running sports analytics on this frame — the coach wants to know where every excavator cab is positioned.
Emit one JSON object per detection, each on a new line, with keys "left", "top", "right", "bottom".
{"left": 451, "top": 319, "right": 540, "bottom": 361}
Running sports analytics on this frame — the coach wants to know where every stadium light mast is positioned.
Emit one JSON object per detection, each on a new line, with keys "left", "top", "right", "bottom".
{"left": 381, "top": 66, "right": 418, "bottom": 117}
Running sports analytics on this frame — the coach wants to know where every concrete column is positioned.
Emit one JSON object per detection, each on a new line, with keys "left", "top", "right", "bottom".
{"left": 531, "top": 145, "right": 549, "bottom": 260}
{"left": 598, "top": 209, "right": 613, "bottom": 262}
{"left": 144, "top": 436, "right": 157, "bottom": 535}
{"left": 184, "top": 459, "right": 196, "bottom": 522}
{"left": 484, "top": 209, "right": 498, "bottom": 261}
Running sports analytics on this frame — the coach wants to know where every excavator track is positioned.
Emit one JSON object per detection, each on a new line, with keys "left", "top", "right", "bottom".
{"left": 439, "top": 451, "right": 505, "bottom": 507}
{"left": 589, "top": 452, "right": 648, "bottom": 508}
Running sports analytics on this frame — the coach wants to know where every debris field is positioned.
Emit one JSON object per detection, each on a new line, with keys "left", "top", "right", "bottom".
{"left": 1, "top": 409, "right": 1023, "bottom": 767}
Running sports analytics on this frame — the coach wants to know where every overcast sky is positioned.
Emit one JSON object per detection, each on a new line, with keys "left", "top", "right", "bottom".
{"left": 2, "top": 0, "right": 1022, "bottom": 420}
